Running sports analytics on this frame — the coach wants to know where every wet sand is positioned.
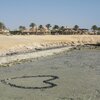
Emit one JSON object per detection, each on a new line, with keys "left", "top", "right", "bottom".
{"left": 0, "top": 47, "right": 100, "bottom": 100}
{"left": 0, "top": 46, "right": 74, "bottom": 66}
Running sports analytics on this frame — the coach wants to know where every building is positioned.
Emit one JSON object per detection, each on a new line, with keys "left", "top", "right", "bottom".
{"left": 0, "top": 29, "right": 10, "bottom": 35}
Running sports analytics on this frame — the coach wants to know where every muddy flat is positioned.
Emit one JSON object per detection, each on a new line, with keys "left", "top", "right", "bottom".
{"left": 0, "top": 47, "right": 100, "bottom": 100}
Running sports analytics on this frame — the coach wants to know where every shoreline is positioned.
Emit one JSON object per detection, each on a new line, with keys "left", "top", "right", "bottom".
{"left": 0, "top": 46, "right": 75, "bottom": 67}
{"left": 0, "top": 35, "right": 100, "bottom": 56}
{"left": 0, "top": 35, "right": 100, "bottom": 66}
{"left": 0, "top": 44, "right": 99, "bottom": 67}
{"left": 0, "top": 44, "right": 71, "bottom": 57}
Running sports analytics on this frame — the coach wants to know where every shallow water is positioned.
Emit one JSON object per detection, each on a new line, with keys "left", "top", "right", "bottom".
{"left": 0, "top": 47, "right": 100, "bottom": 100}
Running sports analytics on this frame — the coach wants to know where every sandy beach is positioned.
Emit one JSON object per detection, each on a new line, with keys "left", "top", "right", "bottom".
{"left": 0, "top": 46, "right": 100, "bottom": 100}
{"left": 0, "top": 35, "right": 100, "bottom": 100}
{"left": 1, "top": 0, "right": 100, "bottom": 99}
{"left": 0, "top": 35, "right": 100, "bottom": 65}
{"left": 0, "top": 35, "right": 100, "bottom": 54}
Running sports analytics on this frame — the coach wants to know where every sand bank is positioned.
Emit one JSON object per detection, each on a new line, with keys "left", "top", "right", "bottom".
{"left": 0, "top": 46, "right": 74, "bottom": 66}
{"left": 0, "top": 35, "right": 100, "bottom": 65}
{"left": 0, "top": 35, "right": 100, "bottom": 56}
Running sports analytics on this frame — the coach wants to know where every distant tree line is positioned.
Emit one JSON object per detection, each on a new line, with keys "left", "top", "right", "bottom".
{"left": 0, "top": 22, "right": 100, "bottom": 35}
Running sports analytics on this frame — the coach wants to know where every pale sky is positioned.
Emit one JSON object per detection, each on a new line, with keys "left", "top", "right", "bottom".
{"left": 0, "top": 0, "right": 100, "bottom": 29}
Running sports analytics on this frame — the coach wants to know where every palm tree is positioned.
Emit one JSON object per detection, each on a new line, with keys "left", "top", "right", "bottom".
{"left": 45, "top": 24, "right": 51, "bottom": 34}
{"left": 52, "top": 25, "right": 59, "bottom": 35}
{"left": 29, "top": 23, "right": 36, "bottom": 28}
{"left": 59, "top": 26, "right": 65, "bottom": 34}
{"left": 60, "top": 26, "right": 65, "bottom": 30}
{"left": 19, "top": 26, "right": 26, "bottom": 31}
{"left": 29, "top": 23, "right": 37, "bottom": 34}
{"left": 53, "top": 25, "right": 59, "bottom": 30}
{"left": 73, "top": 25, "right": 79, "bottom": 30}
{"left": 91, "top": 25, "right": 98, "bottom": 34}
{"left": 18, "top": 26, "right": 26, "bottom": 35}
{"left": 38, "top": 25, "right": 44, "bottom": 34}
{"left": 46, "top": 24, "right": 51, "bottom": 30}
{"left": 0, "top": 22, "right": 6, "bottom": 30}
{"left": 38, "top": 25, "right": 44, "bottom": 29}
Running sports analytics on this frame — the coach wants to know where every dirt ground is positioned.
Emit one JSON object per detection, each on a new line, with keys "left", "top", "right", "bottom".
{"left": 0, "top": 47, "right": 100, "bottom": 100}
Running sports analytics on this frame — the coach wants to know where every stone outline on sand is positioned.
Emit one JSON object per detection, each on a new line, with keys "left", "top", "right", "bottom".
{"left": 0, "top": 75, "right": 59, "bottom": 90}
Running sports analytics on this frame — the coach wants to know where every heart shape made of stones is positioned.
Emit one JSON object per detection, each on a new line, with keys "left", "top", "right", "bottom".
{"left": 0, "top": 75, "right": 59, "bottom": 89}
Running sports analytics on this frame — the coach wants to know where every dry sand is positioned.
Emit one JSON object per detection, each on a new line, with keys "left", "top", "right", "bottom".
{"left": 0, "top": 35, "right": 100, "bottom": 65}
{"left": 0, "top": 35, "right": 100, "bottom": 55}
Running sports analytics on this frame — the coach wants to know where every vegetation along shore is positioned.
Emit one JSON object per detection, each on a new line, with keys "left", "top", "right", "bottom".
{"left": 0, "top": 22, "right": 100, "bottom": 35}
